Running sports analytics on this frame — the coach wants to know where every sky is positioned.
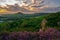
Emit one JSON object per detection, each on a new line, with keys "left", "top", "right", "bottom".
{"left": 0, "top": 0, "right": 60, "bottom": 14}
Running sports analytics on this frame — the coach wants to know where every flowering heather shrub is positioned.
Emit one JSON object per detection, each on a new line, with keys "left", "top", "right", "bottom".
{"left": 0, "top": 28, "right": 60, "bottom": 40}
{"left": 45, "top": 28, "right": 60, "bottom": 40}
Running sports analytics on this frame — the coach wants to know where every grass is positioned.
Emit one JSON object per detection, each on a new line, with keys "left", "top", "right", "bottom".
{"left": 0, "top": 12, "right": 60, "bottom": 32}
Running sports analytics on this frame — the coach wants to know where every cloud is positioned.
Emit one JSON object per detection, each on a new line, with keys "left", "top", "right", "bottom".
{"left": 0, "top": 4, "right": 34, "bottom": 12}
{"left": 0, "top": 0, "right": 60, "bottom": 14}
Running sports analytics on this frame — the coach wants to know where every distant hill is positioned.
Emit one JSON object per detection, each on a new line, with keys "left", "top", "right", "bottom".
{"left": 0, "top": 12, "right": 49, "bottom": 18}
{"left": 0, "top": 12, "right": 49, "bottom": 21}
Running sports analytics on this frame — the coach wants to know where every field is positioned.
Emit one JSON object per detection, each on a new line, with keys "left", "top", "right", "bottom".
{"left": 0, "top": 12, "right": 60, "bottom": 40}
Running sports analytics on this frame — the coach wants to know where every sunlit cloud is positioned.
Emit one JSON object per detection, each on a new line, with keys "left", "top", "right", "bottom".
{"left": 0, "top": 9, "right": 9, "bottom": 13}
{"left": 0, "top": 0, "right": 60, "bottom": 14}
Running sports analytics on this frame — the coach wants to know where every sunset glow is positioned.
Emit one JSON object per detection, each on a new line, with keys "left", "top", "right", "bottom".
{"left": 24, "top": 6, "right": 36, "bottom": 11}
{"left": 0, "top": 9, "right": 8, "bottom": 12}
{"left": 0, "top": 0, "right": 60, "bottom": 14}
